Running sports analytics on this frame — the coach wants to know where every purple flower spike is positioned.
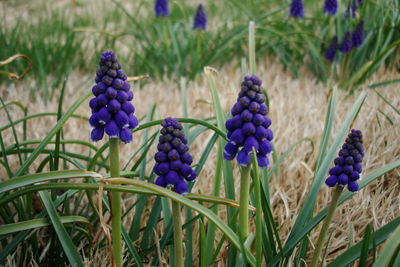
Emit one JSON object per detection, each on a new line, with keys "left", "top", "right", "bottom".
{"left": 352, "top": 20, "right": 364, "bottom": 48}
{"left": 324, "top": 0, "right": 338, "bottom": 15}
{"left": 325, "top": 36, "right": 338, "bottom": 61}
{"left": 289, "top": 0, "right": 304, "bottom": 18}
{"left": 325, "top": 129, "right": 364, "bottom": 192}
{"left": 89, "top": 51, "right": 138, "bottom": 143}
{"left": 153, "top": 118, "right": 196, "bottom": 195}
{"left": 339, "top": 31, "right": 353, "bottom": 53}
{"left": 224, "top": 75, "right": 273, "bottom": 168}
{"left": 155, "top": 0, "right": 169, "bottom": 17}
{"left": 193, "top": 4, "right": 207, "bottom": 31}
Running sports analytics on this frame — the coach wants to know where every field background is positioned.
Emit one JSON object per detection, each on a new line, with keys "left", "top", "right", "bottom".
{"left": 1, "top": 0, "right": 399, "bottom": 266}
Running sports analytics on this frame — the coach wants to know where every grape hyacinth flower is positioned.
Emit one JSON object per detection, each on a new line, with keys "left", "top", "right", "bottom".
{"left": 352, "top": 20, "right": 364, "bottom": 48}
{"left": 323, "top": 0, "right": 338, "bottom": 15}
{"left": 193, "top": 4, "right": 207, "bottom": 30}
{"left": 289, "top": 0, "right": 304, "bottom": 18}
{"left": 89, "top": 51, "right": 138, "bottom": 144}
{"left": 224, "top": 75, "right": 273, "bottom": 168}
{"left": 345, "top": 0, "right": 358, "bottom": 18}
{"left": 154, "top": 0, "right": 169, "bottom": 17}
{"left": 325, "top": 36, "right": 338, "bottom": 61}
{"left": 339, "top": 31, "right": 353, "bottom": 53}
{"left": 325, "top": 129, "right": 364, "bottom": 192}
{"left": 153, "top": 118, "right": 197, "bottom": 195}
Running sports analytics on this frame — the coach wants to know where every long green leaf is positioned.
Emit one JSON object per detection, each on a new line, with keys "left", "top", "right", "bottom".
{"left": 372, "top": 223, "right": 400, "bottom": 267}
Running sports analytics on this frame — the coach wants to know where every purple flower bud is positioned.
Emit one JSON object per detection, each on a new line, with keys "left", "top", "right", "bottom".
{"left": 186, "top": 169, "right": 197, "bottom": 181}
{"left": 175, "top": 180, "right": 188, "bottom": 195}
{"left": 120, "top": 128, "right": 132, "bottom": 143}
{"left": 177, "top": 144, "right": 188, "bottom": 154}
{"left": 230, "top": 128, "right": 245, "bottom": 146}
{"left": 241, "top": 110, "right": 254, "bottom": 122}
{"left": 259, "top": 104, "right": 268, "bottom": 115}
{"left": 231, "top": 102, "right": 243, "bottom": 115}
{"left": 97, "top": 82, "right": 107, "bottom": 93}
{"left": 116, "top": 91, "right": 128, "bottom": 103}
{"left": 121, "top": 81, "right": 131, "bottom": 92}
{"left": 155, "top": 0, "right": 169, "bottom": 17}
{"left": 155, "top": 176, "right": 167, "bottom": 187}
{"left": 182, "top": 152, "right": 193, "bottom": 165}
{"left": 338, "top": 173, "right": 349, "bottom": 185}
{"left": 242, "top": 122, "right": 256, "bottom": 136}
{"left": 289, "top": 0, "right": 304, "bottom": 18}
{"left": 193, "top": 4, "right": 207, "bottom": 31}
{"left": 248, "top": 102, "right": 260, "bottom": 113}
{"left": 257, "top": 154, "right": 269, "bottom": 168}
{"left": 266, "top": 128, "right": 274, "bottom": 141}
{"left": 334, "top": 156, "right": 345, "bottom": 166}
{"left": 325, "top": 175, "right": 337, "bottom": 187}
{"left": 237, "top": 149, "right": 251, "bottom": 166}
{"left": 259, "top": 140, "right": 272, "bottom": 155}
{"left": 155, "top": 151, "right": 168, "bottom": 163}
{"left": 166, "top": 171, "right": 180, "bottom": 186}
{"left": 348, "top": 181, "right": 359, "bottom": 192}
{"left": 105, "top": 87, "right": 117, "bottom": 99}
{"left": 263, "top": 117, "right": 272, "bottom": 128}
{"left": 350, "top": 171, "right": 360, "bottom": 181}
{"left": 223, "top": 142, "right": 239, "bottom": 160}
{"left": 97, "top": 107, "right": 112, "bottom": 124}
{"left": 127, "top": 90, "right": 134, "bottom": 101}
{"left": 168, "top": 149, "right": 180, "bottom": 161}
{"left": 254, "top": 93, "right": 266, "bottom": 104}
{"left": 92, "top": 85, "right": 101, "bottom": 96}
{"left": 105, "top": 121, "right": 119, "bottom": 138}
{"left": 122, "top": 102, "right": 135, "bottom": 114}
{"left": 89, "top": 113, "right": 103, "bottom": 127}
{"left": 323, "top": 0, "right": 338, "bottom": 15}
{"left": 128, "top": 114, "right": 138, "bottom": 129}
{"left": 91, "top": 127, "right": 104, "bottom": 142}
{"left": 253, "top": 113, "right": 265, "bottom": 126}
{"left": 170, "top": 160, "right": 184, "bottom": 171}
{"left": 112, "top": 78, "right": 124, "bottom": 89}
{"left": 107, "top": 99, "right": 121, "bottom": 113}
{"left": 239, "top": 96, "right": 251, "bottom": 107}
{"left": 343, "top": 165, "right": 353, "bottom": 174}
{"left": 96, "top": 94, "right": 108, "bottom": 107}
{"left": 102, "top": 75, "right": 113, "bottom": 86}
{"left": 255, "top": 126, "right": 268, "bottom": 141}
{"left": 89, "top": 97, "right": 99, "bottom": 111}
{"left": 329, "top": 165, "right": 343, "bottom": 175}
{"left": 115, "top": 110, "right": 129, "bottom": 128}
{"left": 244, "top": 136, "right": 259, "bottom": 153}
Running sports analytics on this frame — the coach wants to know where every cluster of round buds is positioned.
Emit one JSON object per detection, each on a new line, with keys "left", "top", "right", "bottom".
{"left": 153, "top": 118, "right": 197, "bottom": 195}
{"left": 325, "top": 129, "right": 364, "bottom": 192}
{"left": 224, "top": 75, "right": 273, "bottom": 168}
{"left": 89, "top": 51, "right": 138, "bottom": 143}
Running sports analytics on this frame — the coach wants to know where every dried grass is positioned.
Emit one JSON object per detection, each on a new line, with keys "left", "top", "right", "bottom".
{"left": 1, "top": 59, "right": 399, "bottom": 265}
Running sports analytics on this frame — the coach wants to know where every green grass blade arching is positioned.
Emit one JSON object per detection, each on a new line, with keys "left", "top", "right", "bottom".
{"left": 359, "top": 224, "right": 372, "bottom": 267}
{"left": 328, "top": 217, "right": 400, "bottom": 267}
{"left": 12, "top": 91, "right": 91, "bottom": 177}
{"left": 0, "top": 216, "right": 89, "bottom": 235}
{"left": 372, "top": 222, "right": 400, "bottom": 267}
{"left": 38, "top": 191, "right": 84, "bottom": 267}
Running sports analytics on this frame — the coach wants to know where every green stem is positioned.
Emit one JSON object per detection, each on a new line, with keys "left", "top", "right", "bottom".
{"left": 249, "top": 21, "right": 256, "bottom": 75}
{"left": 172, "top": 200, "right": 184, "bottom": 267}
{"left": 239, "top": 165, "right": 252, "bottom": 240}
{"left": 251, "top": 158, "right": 262, "bottom": 267}
{"left": 310, "top": 186, "right": 344, "bottom": 267}
{"left": 109, "top": 137, "right": 122, "bottom": 267}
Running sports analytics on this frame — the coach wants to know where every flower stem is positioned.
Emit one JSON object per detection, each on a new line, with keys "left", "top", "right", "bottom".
{"left": 109, "top": 137, "right": 122, "bottom": 267}
{"left": 171, "top": 200, "right": 184, "bottom": 267}
{"left": 249, "top": 21, "right": 256, "bottom": 75}
{"left": 310, "top": 186, "right": 344, "bottom": 267}
{"left": 239, "top": 165, "right": 252, "bottom": 240}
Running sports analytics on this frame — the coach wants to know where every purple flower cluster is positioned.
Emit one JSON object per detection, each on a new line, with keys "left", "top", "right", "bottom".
{"left": 193, "top": 4, "right": 207, "bottom": 31}
{"left": 325, "top": 36, "right": 338, "bottom": 61}
{"left": 352, "top": 20, "right": 364, "bottom": 48}
{"left": 155, "top": 0, "right": 169, "bottom": 17}
{"left": 153, "top": 118, "right": 197, "bottom": 195}
{"left": 323, "top": 0, "right": 338, "bottom": 15}
{"left": 339, "top": 31, "right": 353, "bottom": 53}
{"left": 325, "top": 129, "right": 364, "bottom": 192}
{"left": 289, "top": 0, "right": 304, "bottom": 18}
{"left": 89, "top": 51, "right": 138, "bottom": 143}
{"left": 224, "top": 75, "right": 273, "bottom": 168}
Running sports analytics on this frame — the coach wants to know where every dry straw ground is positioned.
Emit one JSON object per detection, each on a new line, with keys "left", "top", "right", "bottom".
{"left": 1, "top": 59, "right": 399, "bottom": 265}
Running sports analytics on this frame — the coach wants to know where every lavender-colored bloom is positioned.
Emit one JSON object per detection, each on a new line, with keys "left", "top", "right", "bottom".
{"left": 89, "top": 51, "right": 138, "bottom": 143}
{"left": 193, "top": 4, "right": 207, "bottom": 30}
{"left": 339, "top": 31, "right": 353, "bottom": 53}
{"left": 289, "top": 0, "right": 304, "bottom": 18}
{"left": 325, "top": 129, "right": 364, "bottom": 192}
{"left": 153, "top": 118, "right": 197, "bottom": 195}
{"left": 352, "top": 20, "right": 364, "bottom": 48}
{"left": 324, "top": 0, "right": 338, "bottom": 15}
{"left": 325, "top": 36, "right": 338, "bottom": 61}
{"left": 224, "top": 75, "right": 273, "bottom": 168}
{"left": 154, "top": 0, "right": 169, "bottom": 17}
